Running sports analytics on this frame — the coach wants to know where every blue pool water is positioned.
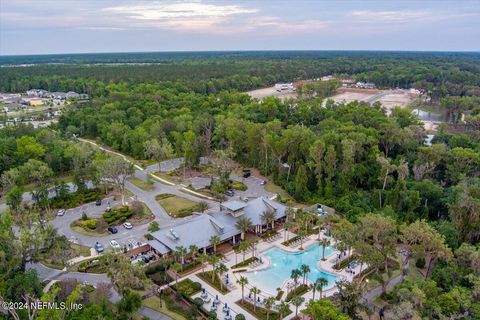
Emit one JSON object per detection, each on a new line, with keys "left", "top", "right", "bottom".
{"left": 243, "top": 244, "right": 339, "bottom": 294}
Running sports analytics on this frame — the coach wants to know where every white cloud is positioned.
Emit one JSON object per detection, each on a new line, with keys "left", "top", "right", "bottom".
{"left": 103, "top": 2, "right": 258, "bottom": 19}
{"left": 349, "top": 10, "right": 429, "bottom": 22}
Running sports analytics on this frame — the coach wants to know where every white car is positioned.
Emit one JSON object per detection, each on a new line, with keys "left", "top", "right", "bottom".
{"left": 109, "top": 240, "right": 121, "bottom": 250}
{"left": 123, "top": 222, "right": 133, "bottom": 229}
{"left": 57, "top": 209, "right": 66, "bottom": 216}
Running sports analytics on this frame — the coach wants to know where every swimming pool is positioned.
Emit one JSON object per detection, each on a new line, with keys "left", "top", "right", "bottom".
{"left": 242, "top": 243, "right": 339, "bottom": 295}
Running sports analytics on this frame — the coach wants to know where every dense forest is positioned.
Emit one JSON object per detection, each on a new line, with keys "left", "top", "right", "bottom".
{"left": 1, "top": 51, "right": 480, "bottom": 319}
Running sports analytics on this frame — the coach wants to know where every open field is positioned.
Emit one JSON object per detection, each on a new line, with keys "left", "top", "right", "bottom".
{"left": 155, "top": 193, "right": 200, "bottom": 217}
{"left": 327, "top": 88, "right": 419, "bottom": 114}
{"left": 128, "top": 177, "right": 154, "bottom": 191}
{"left": 246, "top": 86, "right": 297, "bottom": 100}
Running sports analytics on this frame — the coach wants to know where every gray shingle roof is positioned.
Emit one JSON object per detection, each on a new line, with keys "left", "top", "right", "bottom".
{"left": 213, "top": 197, "right": 287, "bottom": 227}
{"left": 150, "top": 214, "right": 238, "bottom": 251}
{"left": 148, "top": 240, "right": 170, "bottom": 255}
{"left": 149, "top": 197, "right": 288, "bottom": 253}
{"left": 221, "top": 200, "right": 248, "bottom": 211}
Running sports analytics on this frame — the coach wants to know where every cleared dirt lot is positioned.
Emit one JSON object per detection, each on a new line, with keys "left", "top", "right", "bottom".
{"left": 246, "top": 86, "right": 297, "bottom": 100}
{"left": 327, "top": 88, "right": 418, "bottom": 114}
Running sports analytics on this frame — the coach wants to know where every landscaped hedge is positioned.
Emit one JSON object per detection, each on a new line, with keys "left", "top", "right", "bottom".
{"left": 231, "top": 257, "right": 258, "bottom": 269}
{"left": 332, "top": 255, "right": 357, "bottom": 270}
{"left": 236, "top": 300, "right": 290, "bottom": 320}
{"left": 231, "top": 181, "right": 247, "bottom": 191}
{"left": 285, "top": 284, "right": 310, "bottom": 302}
{"left": 197, "top": 271, "right": 229, "bottom": 294}
{"left": 174, "top": 278, "right": 202, "bottom": 297}
{"left": 51, "top": 188, "right": 102, "bottom": 209}
{"left": 102, "top": 206, "right": 135, "bottom": 224}
{"left": 281, "top": 235, "right": 304, "bottom": 246}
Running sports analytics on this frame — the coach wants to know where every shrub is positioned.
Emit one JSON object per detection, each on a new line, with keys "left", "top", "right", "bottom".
{"left": 81, "top": 218, "right": 98, "bottom": 230}
{"left": 145, "top": 234, "right": 154, "bottom": 240}
{"left": 285, "top": 284, "right": 309, "bottom": 302}
{"left": 235, "top": 314, "right": 246, "bottom": 320}
{"left": 416, "top": 257, "right": 426, "bottom": 269}
{"left": 231, "top": 181, "right": 247, "bottom": 191}
{"left": 148, "top": 221, "right": 159, "bottom": 232}
{"left": 193, "top": 297, "right": 204, "bottom": 307}
{"left": 175, "top": 278, "right": 202, "bottom": 296}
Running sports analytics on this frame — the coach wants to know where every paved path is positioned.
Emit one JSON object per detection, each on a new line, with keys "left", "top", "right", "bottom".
{"left": 139, "top": 306, "right": 172, "bottom": 320}
{"left": 27, "top": 262, "right": 122, "bottom": 303}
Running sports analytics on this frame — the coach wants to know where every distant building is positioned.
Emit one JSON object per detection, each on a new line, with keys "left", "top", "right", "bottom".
{"left": 275, "top": 83, "right": 295, "bottom": 92}
{"left": 27, "top": 98, "right": 44, "bottom": 106}
{"left": 321, "top": 75, "right": 334, "bottom": 81}
{"left": 356, "top": 82, "right": 376, "bottom": 89}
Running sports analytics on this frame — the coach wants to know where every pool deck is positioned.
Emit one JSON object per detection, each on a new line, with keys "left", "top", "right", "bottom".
{"left": 173, "top": 230, "right": 365, "bottom": 320}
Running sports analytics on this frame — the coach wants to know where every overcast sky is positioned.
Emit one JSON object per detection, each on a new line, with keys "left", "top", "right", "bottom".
{"left": 1, "top": 0, "right": 479, "bottom": 55}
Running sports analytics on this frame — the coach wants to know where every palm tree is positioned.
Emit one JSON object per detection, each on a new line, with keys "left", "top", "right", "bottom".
{"left": 264, "top": 297, "right": 276, "bottom": 320}
{"left": 249, "top": 239, "right": 258, "bottom": 258}
{"left": 209, "top": 235, "right": 220, "bottom": 253}
{"left": 284, "top": 221, "right": 294, "bottom": 242}
{"left": 189, "top": 244, "right": 198, "bottom": 263}
{"left": 291, "top": 296, "right": 305, "bottom": 318}
{"left": 175, "top": 246, "right": 187, "bottom": 269}
{"left": 217, "top": 263, "right": 228, "bottom": 290}
{"left": 235, "top": 216, "right": 253, "bottom": 241}
{"left": 260, "top": 210, "right": 276, "bottom": 231}
{"left": 300, "top": 264, "right": 310, "bottom": 285}
{"left": 313, "top": 277, "right": 328, "bottom": 300}
{"left": 250, "top": 287, "right": 261, "bottom": 312}
{"left": 208, "top": 255, "right": 220, "bottom": 282}
{"left": 316, "top": 219, "right": 324, "bottom": 240}
{"left": 198, "top": 201, "right": 209, "bottom": 213}
{"left": 320, "top": 238, "right": 331, "bottom": 260}
{"left": 290, "top": 269, "right": 302, "bottom": 288}
{"left": 198, "top": 253, "right": 208, "bottom": 273}
{"left": 285, "top": 207, "right": 295, "bottom": 222}
{"left": 237, "top": 276, "right": 249, "bottom": 303}
{"left": 238, "top": 242, "right": 249, "bottom": 262}
{"left": 298, "top": 229, "right": 307, "bottom": 250}
{"left": 277, "top": 301, "right": 290, "bottom": 320}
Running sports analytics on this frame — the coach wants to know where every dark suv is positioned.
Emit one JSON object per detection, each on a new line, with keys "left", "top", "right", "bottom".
{"left": 107, "top": 226, "right": 118, "bottom": 234}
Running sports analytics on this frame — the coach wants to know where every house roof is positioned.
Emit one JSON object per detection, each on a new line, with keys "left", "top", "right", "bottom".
{"left": 148, "top": 240, "right": 170, "bottom": 255}
{"left": 221, "top": 200, "right": 248, "bottom": 211}
{"left": 213, "top": 197, "right": 287, "bottom": 227}
{"left": 150, "top": 214, "right": 238, "bottom": 251}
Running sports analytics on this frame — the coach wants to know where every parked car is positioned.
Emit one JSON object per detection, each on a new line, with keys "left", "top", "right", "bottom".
{"left": 105, "top": 206, "right": 111, "bottom": 212}
{"left": 260, "top": 180, "right": 267, "bottom": 185}
{"left": 243, "top": 171, "right": 251, "bottom": 178}
{"left": 95, "top": 199, "right": 102, "bottom": 206}
{"left": 123, "top": 222, "right": 133, "bottom": 229}
{"left": 107, "top": 226, "right": 118, "bottom": 234}
{"left": 57, "top": 209, "right": 66, "bottom": 216}
{"left": 225, "top": 190, "right": 234, "bottom": 197}
{"left": 109, "top": 240, "right": 121, "bottom": 250}
{"left": 94, "top": 242, "right": 104, "bottom": 253}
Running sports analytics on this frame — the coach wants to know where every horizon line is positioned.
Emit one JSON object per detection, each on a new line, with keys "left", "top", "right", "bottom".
{"left": 2, "top": 49, "right": 480, "bottom": 58}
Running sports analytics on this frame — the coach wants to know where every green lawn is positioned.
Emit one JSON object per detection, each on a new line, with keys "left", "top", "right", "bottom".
{"left": 197, "top": 271, "right": 230, "bottom": 294}
{"left": 155, "top": 194, "right": 200, "bottom": 218}
{"left": 71, "top": 224, "right": 109, "bottom": 237}
{"left": 264, "top": 180, "right": 292, "bottom": 199}
{"left": 143, "top": 297, "right": 186, "bottom": 320}
{"left": 128, "top": 177, "right": 154, "bottom": 191}
{"left": 152, "top": 172, "right": 182, "bottom": 184}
